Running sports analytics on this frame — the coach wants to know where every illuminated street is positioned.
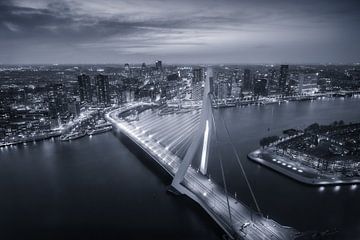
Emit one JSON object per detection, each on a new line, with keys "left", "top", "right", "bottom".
{"left": 106, "top": 104, "right": 299, "bottom": 240}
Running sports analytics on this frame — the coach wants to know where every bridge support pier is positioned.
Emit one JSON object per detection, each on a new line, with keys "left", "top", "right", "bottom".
{"left": 171, "top": 67, "right": 213, "bottom": 189}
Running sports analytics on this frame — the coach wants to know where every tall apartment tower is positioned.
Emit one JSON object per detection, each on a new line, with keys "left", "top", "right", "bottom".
{"left": 78, "top": 74, "right": 92, "bottom": 104}
{"left": 192, "top": 68, "right": 204, "bottom": 101}
{"left": 155, "top": 60, "right": 163, "bottom": 72}
{"left": 48, "top": 83, "right": 67, "bottom": 119}
{"left": 298, "top": 74, "right": 304, "bottom": 94}
{"left": 279, "top": 65, "right": 289, "bottom": 94}
{"left": 243, "top": 69, "right": 252, "bottom": 91}
{"left": 95, "top": 74, "right": 110, "bottom": 105}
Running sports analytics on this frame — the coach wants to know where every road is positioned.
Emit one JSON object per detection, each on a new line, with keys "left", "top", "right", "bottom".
{"left": 106, "top": 104, "right": 299, "bottom": 240}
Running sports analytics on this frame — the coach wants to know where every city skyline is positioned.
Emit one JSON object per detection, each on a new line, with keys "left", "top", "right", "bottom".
{"left": 1, "top": 62, "right": 360, "bottom": 239}
{"left": 1, "top": 1, "right": 360, "bottom": 239}
{"left": 1, "top": 0, "right": 360, "bottom": 64}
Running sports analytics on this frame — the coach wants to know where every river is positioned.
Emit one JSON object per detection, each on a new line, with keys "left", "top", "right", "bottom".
{"left": 0, "top": 133, "right": 222, "bottom": 240}
{"left": 210, "top": 97, "right": 360, "bottom": 239}
{"left": 1, "top": 97, "right": 360, "bottom": 239}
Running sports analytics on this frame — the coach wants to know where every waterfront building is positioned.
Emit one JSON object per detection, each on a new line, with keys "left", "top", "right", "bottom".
{"left": 253, "top": 78, "right": 268, "bottom": 96}
{"left": 298, "top": 74, "right": 304, "bottom": 94}
{"left": 124, "top": 63, "right": 130, "bottom": 72}
{"left": 155, "top": 60, "right": 163, "bottom": 72}
{"left": 279, "top": 65, "right": 289, "bottom": 94}
{"left": 231, "top": 82, "right": 241, "bottom": 98}
{"left": 209, "top": 75, "right": 214, "bottom": 94}
{"left": 167, "top": 73, "right": 179, "bottom": 81}
{"left": 68, "top": 98, "right": 80, "bottom": 117}
{"left": 191, "top": 68, "right": 204, "bottom": 101}
{"left": 233, "top": 69, "right": 241, "bottom": 83}
{"left": 78, "top": 74, "right": 92, "bottom": 104}
{"left": 217, "top": 80, "right": 228, "bottom": 99}
{"left": 243, "top": 69, "right": 252, "bottom": 91}
{"left": 95, "top": 74, "right": 110, "bottom": 105}
{"left": 48, "top": 83, "right": 68, "bottom": 119}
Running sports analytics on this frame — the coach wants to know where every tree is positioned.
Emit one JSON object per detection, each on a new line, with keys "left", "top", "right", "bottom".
{"left": 260, "top": 136, "right": 279, "bottom": 148}
{"left": 305, "top": 123, "right": 320, "bottom": 133}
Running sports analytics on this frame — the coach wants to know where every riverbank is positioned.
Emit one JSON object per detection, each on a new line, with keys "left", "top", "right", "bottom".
{"left": 0, "top": 131, "right": 61, "bottom": 148}
{"left": 248, "top": 121, "right": 360, "bottom": 185}
{"left": 248, "top": 148, "right": 360, "bottom": 185}
{"left": 212, "top": 90, "right": 360, "bottom": 108}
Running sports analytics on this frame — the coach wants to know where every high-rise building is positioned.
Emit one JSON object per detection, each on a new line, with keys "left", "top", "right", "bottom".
{"left": 231, "top": 82, "right": 241, "bottom": 98}
{"left": 78, "top": 74, "right": 92, "bottom": 103}
{"left": 298, "top": 74, "right": 304, "bottom": 94}
{"left": 215, "top": 77, "right": 233, "bottom": 99}
{"left": 167, "top": 74, "right": 179, "bottom": 81}
{"left": 243, "top": 69, "right": 252, "bottom": 91}
{"left": 191, "top": 68, "right": 204, "bottom": 101}
{"left": 48, "top": 83, "right": 67, "bottom": 119}
{"left": 226, "top": 79, "right": 232, "bottom": 97}
{"left": 267, "top": 67, "right": 278, "bottom": 94}
{"left": 209, "top": 76, "right": 214, "bottom": 93}
{"left": 193, "top": 68, "right": 203, "bottom": 83}
{"left": 254, "top": 79, "right": 268, "bottom": 96}
{"left": 217, "top": 80, "right": 228, "bottom": 99}
{"left": 68, "top": 98, "right": 80, "bottom": 117}
{"left": 124, "top": 63, "right": 131, "bottom": 77}
{"left": 155, "top": 60, "right": 162, "bottom": 72}
{"left": 279, "top": 65, "right": 289, "bottom": 94}
{"left": 141, "top": 62, "right": 147, "bottom": 72}
{"left": 95, "top": 74, "right": 110, "bottom": 105}
{"left": 124, "top": 63, "right": 130, "bottom": 72}
{"left": 233, "top": 69, "right": 241, "bottom": 83}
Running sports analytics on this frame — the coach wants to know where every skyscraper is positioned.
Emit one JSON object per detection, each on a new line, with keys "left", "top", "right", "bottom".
{"left": 217, "top": 80, "right": 228, "bottom": 99}
{"left": 193, "top": 67, "right": 203, "bottom": 83}
{"left": 253, "top": 79, "right": 268, "bottom": 96}
{"left": 95, "top": 74, "right": 110, "bottom": 105}
{"left": 48, "top": 83, "right": 67, "bottom": 119}
{"left": 141, "top": 62, "right": 147, "bottom": 72}
{"left": 155, "top": 60, "right": 162, "bottom": 72}
{"left": 191, "top": 68, "right": 204, "bottom": 101}
{"left": 298, "top": 74, "right": 304, "bottom": 94}
{"left": 209, "top": 76, "right": 214, "bottom": 93}
{"left": 243, "top": 69, "right": 252, "bottom": 91}
{"left": 124, "top": 63, "right": 130, "bottom": 72}
{"left": 78, "top": 74, "right": 92, "bottom": 104}
{"left": 68, "top": 98, "right": 80, "bottom": 117}
{"left": 124, "top": 63, "right": 131, "bottom": 77}
{"left": 279, "top": 65, "right": 289, "bottom": 94}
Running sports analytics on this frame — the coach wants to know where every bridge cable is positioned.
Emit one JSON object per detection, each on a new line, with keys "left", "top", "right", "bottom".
{"left": 210, "top": 111, "right": 233, "bottom": 227}
{"left": 219, "top": 113, "right": 263, "bottom": 216}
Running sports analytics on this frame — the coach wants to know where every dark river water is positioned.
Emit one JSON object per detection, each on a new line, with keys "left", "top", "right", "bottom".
{"left": 210, "top": 97, "right": 360, "bottom": 239}
{"left": 0, "top": 133, "right": 223, "bottom": 240}
{"left": 1, "top": 97, "right": 360, "bottom": 240}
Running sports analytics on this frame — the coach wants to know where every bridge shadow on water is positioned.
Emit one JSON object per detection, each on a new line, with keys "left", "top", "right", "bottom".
{"left": 113, "top": 130, "right": 227, "bottom": 240}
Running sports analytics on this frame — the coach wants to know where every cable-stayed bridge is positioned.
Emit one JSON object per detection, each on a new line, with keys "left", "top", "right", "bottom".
{"left": 106, "top": 68, "right": 300, "bottom": 240}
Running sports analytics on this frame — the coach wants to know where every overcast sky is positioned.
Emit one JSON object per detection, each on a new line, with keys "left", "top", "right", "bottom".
{"left": 0, "top": 0, "right": 359, "bottom": 64}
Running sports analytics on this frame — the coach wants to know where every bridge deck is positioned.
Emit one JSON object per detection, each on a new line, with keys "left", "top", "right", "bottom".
{"left": 106, "top": 103, "right": 299, "bottom": 240}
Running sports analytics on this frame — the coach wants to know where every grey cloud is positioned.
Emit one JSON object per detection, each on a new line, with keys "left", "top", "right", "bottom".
{"left": 0, "top": 0, "right": 359, "bottom": 64}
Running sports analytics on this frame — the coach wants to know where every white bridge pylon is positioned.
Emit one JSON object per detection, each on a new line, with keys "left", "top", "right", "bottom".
{"left": 171, "top": 67, "right": 213, "bottom": 190}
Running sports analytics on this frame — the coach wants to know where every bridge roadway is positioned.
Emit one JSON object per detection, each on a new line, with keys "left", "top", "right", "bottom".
{"left": 106, "top": 103, "right": 299, "bottom": 240}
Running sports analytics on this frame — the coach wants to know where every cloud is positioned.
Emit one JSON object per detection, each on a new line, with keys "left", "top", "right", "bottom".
{"left": 3, "top": 21, "right": 20, "bottom": 32}
{"left": 0, "top": 0, "right": 359, "bottom": 64}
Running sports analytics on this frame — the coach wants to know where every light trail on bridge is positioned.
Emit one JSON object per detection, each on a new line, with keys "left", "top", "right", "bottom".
{"left": 105, "top": 102, "right": 300, "bottom": 240}
{"left": 128, "top": 107, "right": 201, "bottom": 158}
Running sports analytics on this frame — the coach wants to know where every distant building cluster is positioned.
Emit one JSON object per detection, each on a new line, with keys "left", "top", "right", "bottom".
{"left": 0, "top": 62, "right": 360, "bottom": 143}
{"left": 209, "top": 64, "right": 360, "bottom": 104}
{"left": 78, "top": 74, "right": 110, "bottom": 105}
